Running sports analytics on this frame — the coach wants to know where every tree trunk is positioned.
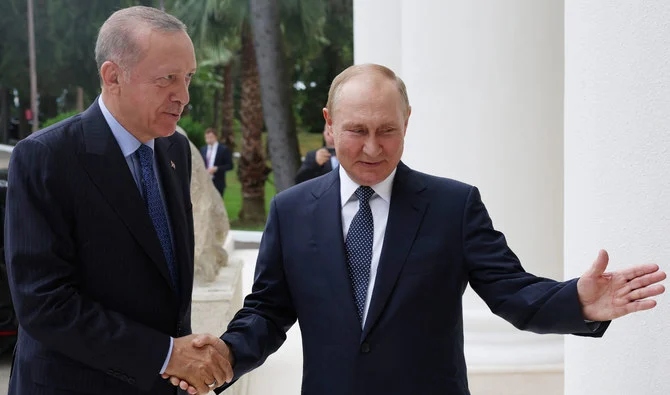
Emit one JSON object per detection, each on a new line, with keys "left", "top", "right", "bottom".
{"left": 212, "top": 81, "right": 220, "bottom": 131}
{"left": 0, "top": 87, "right": 8, "bottom": 144}
{"left": 236, "top": 23, "right": 269, "bottom": 226}
{"left": 76, "top": 86, "right": 84, "bottom": 113}
{"left": 220, "top": 62, "right": 235, "bottom": 151}
{"left": 249, "top": 0, "right": 301, "bottom": 193}
{"left": 27, "top": 0, "right": 39, "bottom": 133}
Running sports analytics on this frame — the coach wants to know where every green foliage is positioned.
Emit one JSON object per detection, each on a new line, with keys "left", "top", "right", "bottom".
{"left": 41, "top": 111, "right": 79, "bottom": 128}
{"left": 178, "top": 115, "right": 207, "bottom": 148}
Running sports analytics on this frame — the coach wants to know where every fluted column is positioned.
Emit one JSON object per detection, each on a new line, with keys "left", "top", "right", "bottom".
{"left": 564, "top": 2, "right": 670, "bottom": 394}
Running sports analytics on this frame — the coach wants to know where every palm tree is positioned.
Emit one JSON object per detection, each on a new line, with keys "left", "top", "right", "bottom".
{"left": 173, "top": 0, "right": 270, "bottom": 226}
{"left": 198, "top": 44, "right": 236, "bottom": 150}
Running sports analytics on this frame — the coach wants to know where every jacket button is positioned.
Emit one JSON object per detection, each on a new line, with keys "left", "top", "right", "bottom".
{"left": 361, "top": 342, "right": 371, "bottom": 353}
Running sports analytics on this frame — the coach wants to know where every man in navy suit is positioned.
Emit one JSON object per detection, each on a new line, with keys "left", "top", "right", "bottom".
{"left": 200, "top": 128, "right": 233, "bottom": 196}
{"left": 173, "top": 64, "right": 665, "bottom": 394}
{"left": 4, "top": 6, "right": 232, "bottom": 395}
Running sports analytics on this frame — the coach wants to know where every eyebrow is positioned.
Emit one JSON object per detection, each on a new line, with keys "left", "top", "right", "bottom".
{"left": 342, "top": 123, "right": 365, "bottom": 130}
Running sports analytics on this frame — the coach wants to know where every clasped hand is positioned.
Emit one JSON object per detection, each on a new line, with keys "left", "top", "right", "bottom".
{"left": 162, "top": 334, "right": 234, "bottom": 394}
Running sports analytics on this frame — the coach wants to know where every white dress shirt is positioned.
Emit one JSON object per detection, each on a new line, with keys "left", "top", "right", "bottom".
{"left": 206, "top": 142, "right": 219, "bottom": 169}
{"left": 339, "top": 166, "right": 396, "bottom": 328}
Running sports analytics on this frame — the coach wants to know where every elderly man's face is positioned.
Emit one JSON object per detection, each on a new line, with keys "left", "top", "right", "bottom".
{"left": 116, "top": 29, "right": 196, "bottom": 142}
{"left": 324, "top": 75, "right": 410, "bottom": 186}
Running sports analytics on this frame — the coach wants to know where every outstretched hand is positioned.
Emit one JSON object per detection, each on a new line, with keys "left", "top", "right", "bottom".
{"left": 577, "top": 249, "right": 666, "bottom": 322}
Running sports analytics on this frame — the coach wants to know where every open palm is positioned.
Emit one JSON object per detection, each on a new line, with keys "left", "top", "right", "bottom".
{"left": 577, "top": 250, "right": 666, "bottom": 322}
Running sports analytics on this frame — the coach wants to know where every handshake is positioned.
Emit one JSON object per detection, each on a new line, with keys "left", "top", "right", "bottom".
{"left": 162, "top": 333, "right": 235, "bottom": 394}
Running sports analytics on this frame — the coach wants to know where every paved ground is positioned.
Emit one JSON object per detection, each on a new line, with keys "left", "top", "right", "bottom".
{"left": 0, "top": 151, "right": 10, "bottom": 169}
{"left": 0, "top": 351, "right": 12, "bottom": 391}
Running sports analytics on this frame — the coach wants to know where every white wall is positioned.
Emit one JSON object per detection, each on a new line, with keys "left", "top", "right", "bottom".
{"left": 564, "top": 1, "right": 670, "bottom": 393}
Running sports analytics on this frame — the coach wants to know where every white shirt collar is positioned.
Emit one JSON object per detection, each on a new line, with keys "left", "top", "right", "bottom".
{"left": 339, "top": 166, "right": 396, "bottom": 207}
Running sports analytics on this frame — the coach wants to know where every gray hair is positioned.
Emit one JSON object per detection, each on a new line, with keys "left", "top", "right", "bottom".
{"left": 326, "top": 64, "right": 410, "bottom": 118}
{"left": 95, "top": 6, "right": 187, "bottom": 72}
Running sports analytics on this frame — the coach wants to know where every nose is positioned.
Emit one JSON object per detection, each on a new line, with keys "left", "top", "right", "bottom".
{"left": 172, "top": 78, "right": 190, "bottom": 106}
{"left": 363, "top": 134, "right": 382, "bottom": 157}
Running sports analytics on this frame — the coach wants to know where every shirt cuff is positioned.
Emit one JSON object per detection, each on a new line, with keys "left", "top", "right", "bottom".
{"left": 584, "top": 320, "right": 602, "bottom": 331}
{"left": 159, "top": 337, "right": 174, "bottom": 374}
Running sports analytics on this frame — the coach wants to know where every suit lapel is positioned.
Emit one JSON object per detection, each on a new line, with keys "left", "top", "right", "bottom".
{"left": 78, "top": 102, "right": 175, "bottom": 293}
{"left": 155, "top": 138, "right": 193, "bottom": 304}
{"left": 312, "top": 172, "right": 361, "bottom": 329}
{"left": 362, "top": 163, "right": 428, "bottom": 338}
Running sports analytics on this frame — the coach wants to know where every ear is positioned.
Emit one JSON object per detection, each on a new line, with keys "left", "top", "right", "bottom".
{"left": 403, "top": 106, "right": 412, "bottom": 136}
{"left": 322, "top": 107, "right": 331, "bottom": 125}
{"left": 100, "top": 61, "right": 123, "bottom": 95}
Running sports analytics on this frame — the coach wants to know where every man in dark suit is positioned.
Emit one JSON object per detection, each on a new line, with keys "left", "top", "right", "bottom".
{"left": 295, "top": 125, "right": 338, "bottom": 184}
{"left": 4, "top": 6, "right": 232, "bottom": 395}
{"left": 172, "top": 64, "right": 665, "bottom": 394}
{"left": 200, "top": 128, "right": 233, "bottom": 196}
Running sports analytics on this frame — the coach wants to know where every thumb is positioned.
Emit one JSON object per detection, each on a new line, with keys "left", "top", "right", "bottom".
{"left": 192, "top": 333, "right": 220, "bottom": 348}
{"left": 587, "top": 249, "right": 609, "bottom": 278}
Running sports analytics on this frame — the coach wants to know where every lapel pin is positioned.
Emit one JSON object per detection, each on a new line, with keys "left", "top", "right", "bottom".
{"left": 170, "top": 161, "right": 176, "bottom": 169}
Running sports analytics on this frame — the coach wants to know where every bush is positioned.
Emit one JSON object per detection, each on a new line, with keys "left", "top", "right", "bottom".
{"left": 41, "top": 111, "right": 79, "bottom": 128}
{"left": 178, "top": 115, "right": 207, "bottom": 148}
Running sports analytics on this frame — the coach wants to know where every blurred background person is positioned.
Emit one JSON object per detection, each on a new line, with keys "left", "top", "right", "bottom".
{"left": 295, "top": 125, "right": 338, "bottom": 184}
{"left": 200, "top": 128, "right": 233, "bottom": 196}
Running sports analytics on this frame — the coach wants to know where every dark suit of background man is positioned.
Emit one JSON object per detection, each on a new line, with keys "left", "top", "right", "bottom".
{"left": 295, "top": 125, "right": 338, "bottom": 184}
{"left": 4, "top": 6, "right": 232, "bottom": 395}
{"left": 200, "top": 128, "right": 233, "bottom": 196}
{"left": 178, "top": 68, "right": 666, "bottom": 394}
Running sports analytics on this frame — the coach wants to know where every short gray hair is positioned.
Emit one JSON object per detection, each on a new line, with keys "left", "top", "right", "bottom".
{"left": 326, "top": 64, "right": 410, "bottom": 117}
{"left": 95, "top": 6, "right": 187, "bottom": 72}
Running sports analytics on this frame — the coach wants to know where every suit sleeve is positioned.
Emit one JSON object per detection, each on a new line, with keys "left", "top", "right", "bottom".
{"left": 463, "top": 186, "right": 609, "bottom": 336}
{"left": 5, "top": 139, "right": 170, "bottom": 391}
{"left": 295, "top": 150, "right": 323, "bottom": 184}
{"left": 220, "top": 198, "right": 297, "bottom": 385}
{"left": 217, "top": 145, "right": 233, "bottom": 172}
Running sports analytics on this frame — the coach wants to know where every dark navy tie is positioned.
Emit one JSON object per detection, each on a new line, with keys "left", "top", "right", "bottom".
{"left": 136, "top": 144, "right": 179, "bottom": 292}
{"left": 345, "top": 186, "right": 374, "bottom": 323}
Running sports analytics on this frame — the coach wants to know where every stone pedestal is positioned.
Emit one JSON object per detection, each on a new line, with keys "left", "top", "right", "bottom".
{"left": 191, "top": 237, "right": 248, "bottom": 395}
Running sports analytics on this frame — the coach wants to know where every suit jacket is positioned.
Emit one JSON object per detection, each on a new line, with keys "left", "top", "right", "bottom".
{"left": 200, "top": 143, "right": 233, "bottom": 194}
{"left": 5, "top": 101, "right": 194, "bottom": 395}
{"left": 294, "top": 148, "right": 334, "bottom": 184}
{"left": 221, "top": 162, "right": 608, "bottom": 395}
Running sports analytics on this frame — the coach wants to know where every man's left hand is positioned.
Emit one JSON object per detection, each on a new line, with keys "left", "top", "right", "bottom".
{"left": 577, "top": 249, "right": 666, "bottom": 321}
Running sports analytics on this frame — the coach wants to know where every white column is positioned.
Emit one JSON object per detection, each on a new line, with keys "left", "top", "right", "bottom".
{"left": 353, "top": 0, "right": 403, "bottom": 74}
{"left": 355, "top": 1, "right": 564, "bottom": 393}
{"left": 564, "top": 2, "right": 670, "bottom": 394}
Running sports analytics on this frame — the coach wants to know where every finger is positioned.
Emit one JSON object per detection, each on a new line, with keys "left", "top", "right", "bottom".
{"left": 586, "top": 249, "right": 609, "bottom": 278}
{"left": 169, "top": 376, "right": 180, "bottom": 386}
{"left": 623, "top": 298, "right": 658, "bottom": 315}
{"left": 179, "top": 380, "right": 189, "bottom": 390}
{"left": 194, "top": 381, "right": 210, "bottom": 394}
{"left": 623, "top": 270, "right": 667, "bottom": 294}
{"left": 629, "top": 284, "right": 665, "bottom": 302}
{"left": 187, "top": 385, "right": 198, "bottom": 395}
{"left": 208, "top": 346, "right": 232, "bottom": 386}
{"left": 192, "top": 333, "right": 220, "bottom": 348}
{"left": 619, "top": 263, "right": 662, "bottom": 282}
{"left": 161, "top": 373, "right": 169, "bottom": 379}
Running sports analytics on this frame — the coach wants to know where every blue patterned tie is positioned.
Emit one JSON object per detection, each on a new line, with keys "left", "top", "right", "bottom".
{"left": 136, "top": 144, "right": 179, "bottom": 292}
{"left": 345, "top": 186, "right": 375, "bottom": 323}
